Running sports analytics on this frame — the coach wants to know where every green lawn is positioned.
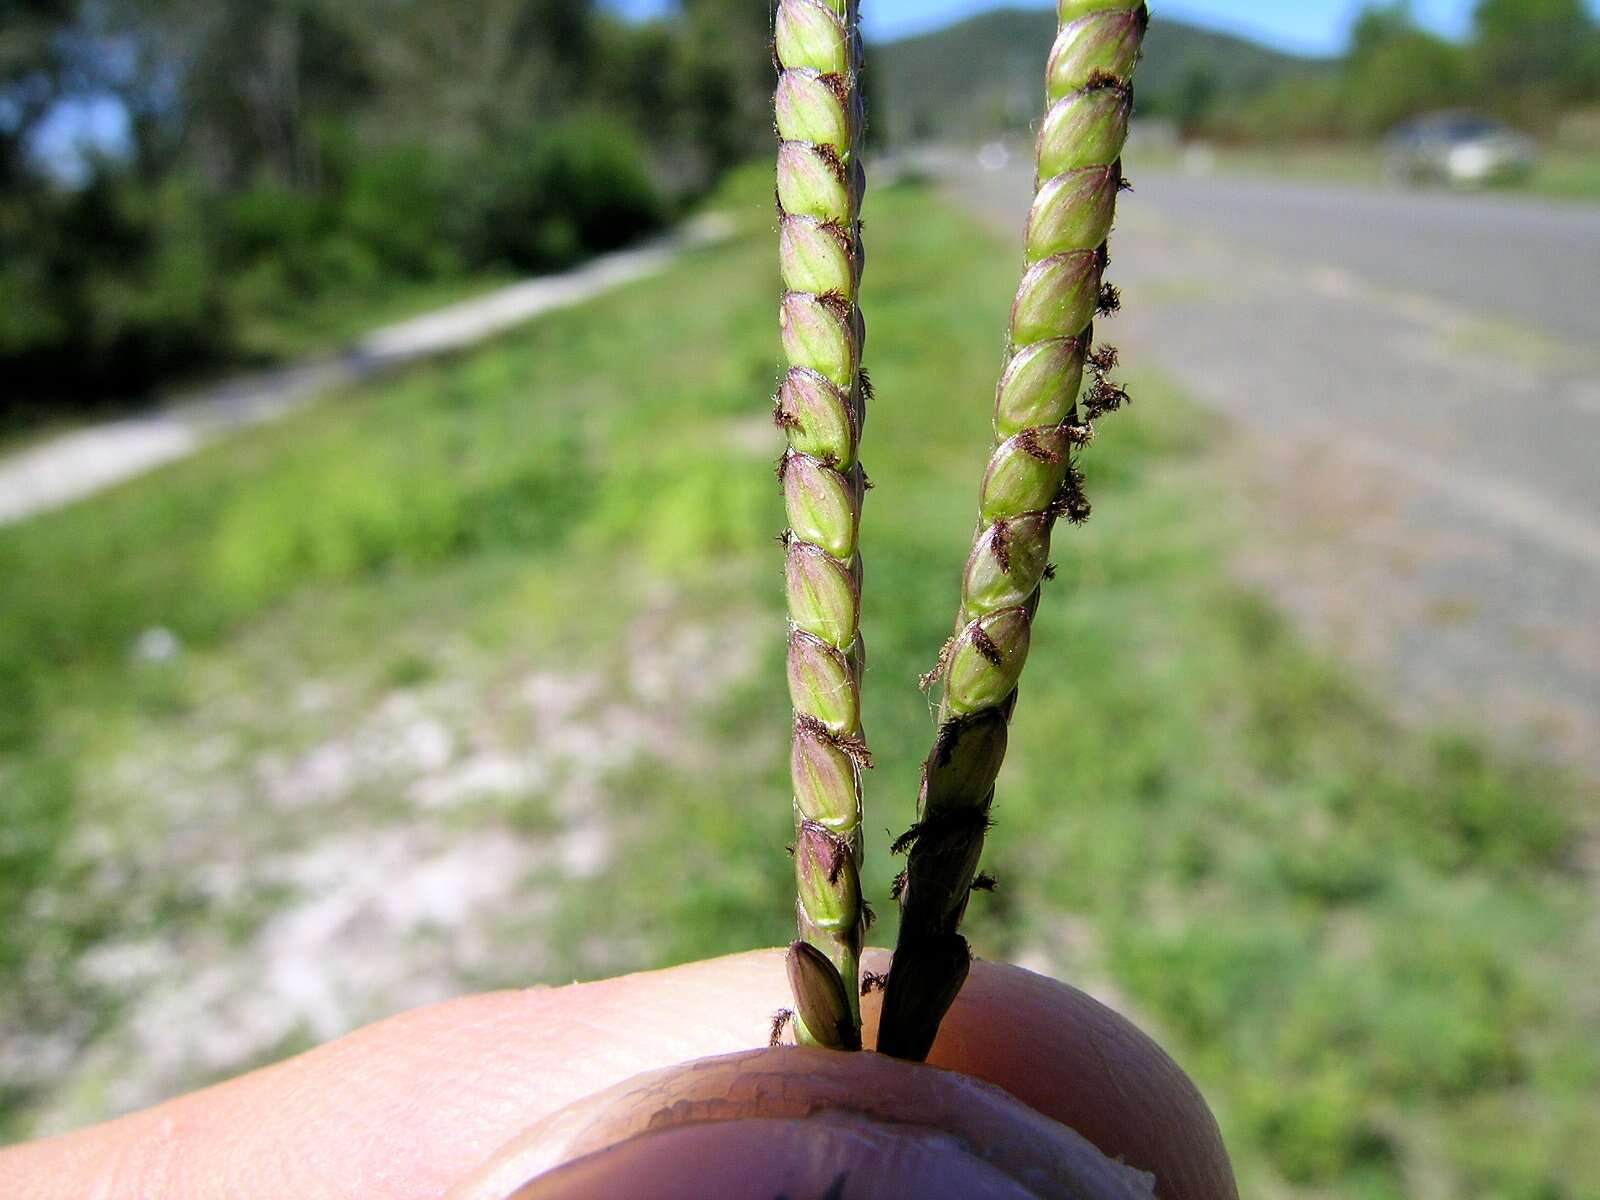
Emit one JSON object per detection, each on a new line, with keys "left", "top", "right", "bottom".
{"left": 0, "top": 170, "right": 1593, "bottom": 1198}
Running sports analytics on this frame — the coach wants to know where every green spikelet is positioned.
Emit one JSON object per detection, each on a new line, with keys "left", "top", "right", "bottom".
{"left": 878, "top": 0, "right": 1148, "bottom": 1063}
{"left": 774, "top": 0, "right": 870, "bottom": 1051}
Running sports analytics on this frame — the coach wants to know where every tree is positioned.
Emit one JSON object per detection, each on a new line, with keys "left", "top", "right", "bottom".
{"left": 1473, "top": 0, "right": 1600, "bottom": 101}
{"left": 1343, "top": 3, "right": 1470, "bottom": 134}
{"left": 347, "top": 0, "right": 599, "bottom": 150}
{"left": 1350, "top": 1, "right": 1421, "bottom": 64}
{"left": 1171, "top": 64, "right": 1221, "bottom": 134}
{"left": 674, "top": 0, "right": 774, "bottom": 171}
{"left": 0, "top": 0, "right": 80, "bottom": 188}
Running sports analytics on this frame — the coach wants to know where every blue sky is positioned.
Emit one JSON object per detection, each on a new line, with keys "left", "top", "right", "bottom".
{"left": 605, "top": 0, "right": 1598, "bottom": 56}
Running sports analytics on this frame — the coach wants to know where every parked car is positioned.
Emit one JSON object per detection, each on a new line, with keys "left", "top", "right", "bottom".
{"left": 977, "top": 140, "right": 1011, "bottom": 171}
{"left": 1382, "top": 111, "right": 1537, "bottom": 188}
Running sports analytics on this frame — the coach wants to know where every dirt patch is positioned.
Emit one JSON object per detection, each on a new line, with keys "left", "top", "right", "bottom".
{"left": 7, "top": 600, "right": 761, "bottom": 1137}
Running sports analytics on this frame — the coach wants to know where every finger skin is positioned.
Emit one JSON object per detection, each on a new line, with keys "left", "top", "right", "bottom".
{"left": 922, "top": 955, "right": 1240, "bottom": 1200}
{"left": 451, "top": 1049, "right": 1156, "bottom": 1200}
{"left": 0, "top": 952, "right": 794, "bottom": 1200}
{"left": 504, "top": 1118, "right": 1074, "bottom": 1200}
{"left": 0, "top": 949, "right": 1235, "bottom": 1200}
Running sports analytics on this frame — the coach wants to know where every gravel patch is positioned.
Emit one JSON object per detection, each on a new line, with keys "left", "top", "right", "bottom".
{"left": 7, "top": 601, "right": 760, "bottom": 1136}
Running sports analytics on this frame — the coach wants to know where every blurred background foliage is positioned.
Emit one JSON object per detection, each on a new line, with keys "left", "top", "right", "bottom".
{"left": 5, "top": 0, "right": 1597, "bottom": 418}
{"left": 876, "top": 0, "right": 1600, "bottom": 141}
{"left": 1229, "top": 0, "right": 1600, "bottom": 140}
{"left": 1, "top": 0, "right": 776, "bottom": 412}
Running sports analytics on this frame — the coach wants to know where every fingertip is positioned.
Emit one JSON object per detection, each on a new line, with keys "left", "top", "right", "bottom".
{"left": 506, "top": 1115, "right": 1044, "bottom": 1199}
{"left": 450, "top": 1048, "right": 1155, "bottom": 1200}
{"left": 915, "top": 956, "right": 1238, "bottom": 1200}
{"left": 623, "top": 948, "right": 1235, "bottom": 1199}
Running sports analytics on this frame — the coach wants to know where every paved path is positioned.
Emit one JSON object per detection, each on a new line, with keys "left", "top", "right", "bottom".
{"left": 929, "top": 150, "right": 1600, "bottom": 772}
{"left": 0, "top": 216, "right": 731, "bottom": 526}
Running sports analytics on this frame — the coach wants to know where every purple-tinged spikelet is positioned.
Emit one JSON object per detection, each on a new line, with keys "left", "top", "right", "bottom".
{"left": 775, "top": 0, "right": 870, "bottom": 1052}
{"left": 879, "top": 0, "right": 1148, "bottom": 1064}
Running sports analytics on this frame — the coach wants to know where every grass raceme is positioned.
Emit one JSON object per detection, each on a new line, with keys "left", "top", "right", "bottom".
{"left": 773, "top": 0, "right": 873, "bottom": 1051}
{"left": 878, "top": 0, "right": 1149, "bottom": 1063}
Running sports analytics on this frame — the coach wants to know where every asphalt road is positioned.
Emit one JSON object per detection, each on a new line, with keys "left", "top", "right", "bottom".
{"left": 1115, "top": 170, "right": 1600, "bottom": 346}
{"left": 929, "top": 151, "right": 1600, "bottom": 771}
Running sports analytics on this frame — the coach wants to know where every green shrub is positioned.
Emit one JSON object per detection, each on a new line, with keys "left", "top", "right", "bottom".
{"left": 3, "top": 118, "right": 668, "bottom": 411}
{"left": 339, "top": 144, "right": 458, "bottom": 280}
{"left": 452, "top": 114, "right": 667, "bottom": 273}
{"left": 0, "top": 175, "right": 229, "bottom": 407}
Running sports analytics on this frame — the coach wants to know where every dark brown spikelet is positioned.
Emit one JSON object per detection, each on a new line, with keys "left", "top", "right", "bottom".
{"left": 796, "top": 713, "right": 875, "bottom": 769}
{"left": 862, "top": 899, "right": 877, "bottom": 929}
{"left": 802, "top": 821, "right": 852, "bottom": 884}
{"left": 1051, "top": 466, "right": 1093, "bottom": 525}
{"left": 991, "top": 518, "right": 1014, "bottom": 575}
{"left": 1084, "top": 69, "right": 1128, "bottom": 94}
{"left": 821, "top": 72, "right": 851, "bottom": 107}
{"left": 862, "top": 971, "right": 889, "bottom": 995}
{"left": 1083, "top": 377, "right": 1131, "bottom": 420}
{"left": 1016, "top": 427, "right": 1064, "bottom": 464}
{"left": 899, "top": 807, "right": 997, "bottom": 852}
{"left": 810, "top": 140, "right": 847, "bottom": 183}
{"left": 970, "top": 625, "right": 1004, "bottom": 668}
{"left": 1088, "top": 344, "right": 1120, "bottom": 375}
{"left": 1042, "top": 562, "right": 1058, "bottom": 582}
{"left": 890, "top": 870, "right": 908, "bottom": 900}
{"left": 773, "top": 400, "right": 801, "bottom": 431}
{"left": 858, "top": 367, "right": 874, "bottom": 403}
{"left": 1096, "top": 282, "right": 1122, "bottom": 317}
{"left": 775, "top": 450, "right": 793, "bottom": 484}
{"left": 919, "top": 636, "right": 956, "bottom": 691}
{"left": 842, "top": 739, "right": 874, "bottom": 770}
{"left": 971, "top": 873, "right": 998, "bottom": 893}
{"left": 794, "top": 712, "right": 831, "bottom": 741}
{"left": 835, "top": 729, "right": 875, "bottom": 769}
{"left": 930, "top": 716, "right": 963, "bottom": 766}
{"left": 770, "top": 1008, "right": 795, "bottom": 1047}
{"left": 818, "top": 290, "right": 853, "bottom": 320}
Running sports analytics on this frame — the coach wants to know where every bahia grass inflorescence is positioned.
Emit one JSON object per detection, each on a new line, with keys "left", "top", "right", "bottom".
{"left": 877, "top": 0, "right": 1149, "bottom": 1062}
{"left": 772, "top": 0, "right": 872, "bottom": 1051}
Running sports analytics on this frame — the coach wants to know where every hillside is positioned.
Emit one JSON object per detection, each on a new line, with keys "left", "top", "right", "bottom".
{"left": 872, "top": 7, "right": 1329, "bottom": 142}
